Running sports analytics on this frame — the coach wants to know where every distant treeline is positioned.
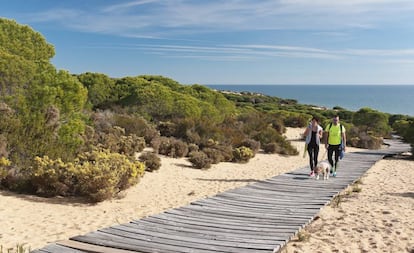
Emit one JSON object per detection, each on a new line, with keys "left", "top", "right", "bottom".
{"left": 1, "top": 18, "right": 413, "bottom": 201}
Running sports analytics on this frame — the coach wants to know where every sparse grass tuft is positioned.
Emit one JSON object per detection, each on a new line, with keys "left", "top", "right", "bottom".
{"left": 297, "top": 230, "right": 311, "bottom": 242}
{"left": 354, "top": 178, "right": 363, "bottom": 185}
{"left": 331, "top": 194, "right": 343, "bottom": 208}
{"left": 0, "top": 244, "right": 31, "bottom": 253}
{"left": 352, "top": 185, "right": 362, "bottom": 193}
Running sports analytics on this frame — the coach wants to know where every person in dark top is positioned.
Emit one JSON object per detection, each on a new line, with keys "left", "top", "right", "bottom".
{"left": 303, "top": 116, "right": 323, "bottom": 177}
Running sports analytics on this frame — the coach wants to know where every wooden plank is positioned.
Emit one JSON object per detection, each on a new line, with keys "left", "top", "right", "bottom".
{"left": 31, "top": 243, "right": 85, "bottom": 253}
{"left": 214, "top": 190, "right": 334, "bottom": 203}
{"left": 116, "top": 222, "right": 290, "bottom": 244}
{"left": 152, "top": 210, "right": 304, "bottom": 227}
{"left": 143, "top": 212, "right": 303, "bottom": 231}
{"left": 100, "top": 226, "right": 282, "bottom": 250}
{"left": 193, "top": 197, "right": 322, "bottom": 215}
{"left": 33, "top": 138, "right": 410, "bottom": 253}
{"left": 214, "top": 192, "right": 331, "bottom": 206}
{"left": 73, "top": 231, "right": 277, "bottom": 253}
{"left": 190, "top": 200, "right": 317, "bottom": 219}
{"left": 171, "top": 205, "right": 314, "bottom": 222}
{"left": 57, "top": 240, "right": 138, "bottom": 253}
{"left": 129, "top": 217, "right": 295, "bottom": 239}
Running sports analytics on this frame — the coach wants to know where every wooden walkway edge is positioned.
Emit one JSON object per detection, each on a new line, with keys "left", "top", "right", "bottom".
{"left": 32, "top": 138, "right": 410, "bottom": 253}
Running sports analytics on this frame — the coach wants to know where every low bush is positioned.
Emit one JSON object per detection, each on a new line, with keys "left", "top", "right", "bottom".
{"left": 139, "top": 152, "right": 161, "bottom": 172}
{"left": 348, "top": 126, "right": 384, "bottom": 149}
{"left": 188, "top": 143, "right": 199, "bottom": 153}
{"left": 232, "top": 146, "right": 254, "bottom": 163}
{"left": 239, "top": 139, "right": 261, "bottom": 154}
{"left": 188, "top": 151, "right": 212, "bottom": 169}
{"left": 202, "top": 148, "right": 224, "bottom": 164}
{"left": 8, "top": 149, "right": 145, "bottom": 202}
{"left": 263, "top": 142, "right": 281, "bottom": 154}
{"left": 152, "top": 137, "right": 188, "bottom": 158}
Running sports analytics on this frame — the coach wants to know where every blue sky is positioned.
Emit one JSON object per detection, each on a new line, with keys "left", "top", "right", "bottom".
{"left": 2, "top": 0, "right": 414, "bottom": 85}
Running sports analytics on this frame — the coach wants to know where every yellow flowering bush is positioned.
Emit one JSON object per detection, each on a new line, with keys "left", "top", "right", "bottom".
{"left": 232, "top": 146, "right": 254, "bottom": 163}
{"left": 19, "top": 149, "right": 145, "bottom": 201}
{"left": 0, "top": 157, "right": 12, "bottom": 181}
{"left": 74, "top": 149, "right": 145, "bottom": 202}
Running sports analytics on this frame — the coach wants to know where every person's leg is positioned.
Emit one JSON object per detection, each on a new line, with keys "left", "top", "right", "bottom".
{"left": 334, "top": 145, "right": 340, "bottom": 169}
{"left": 314, "top": 145, "right": 319, "bottom": 168}
{"left": 327, "top": 145, "right": 334, "bottom": 168}
{"left": 333, "top": 145, "right": 340, "bottom": 176}
{"left": 307, "top": 145, "right": 313, "bottom": 171}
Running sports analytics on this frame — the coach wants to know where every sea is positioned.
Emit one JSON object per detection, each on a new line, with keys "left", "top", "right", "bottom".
{"left": 207, "top": 85, "right": 414, "bottom": 117}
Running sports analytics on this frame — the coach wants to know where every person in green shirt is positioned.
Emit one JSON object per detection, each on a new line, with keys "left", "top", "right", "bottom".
{"left": 324, "top": 115, "right": 346, "bottom": 177}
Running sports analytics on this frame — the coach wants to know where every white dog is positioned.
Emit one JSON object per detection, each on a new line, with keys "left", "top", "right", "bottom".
{"left": 314, "top": 161, "right": 331, "bottom": 180}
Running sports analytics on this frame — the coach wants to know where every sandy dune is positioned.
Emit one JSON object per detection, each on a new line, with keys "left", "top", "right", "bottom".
{"left": 0, "top": 128, "right": 412, "bottom": 252}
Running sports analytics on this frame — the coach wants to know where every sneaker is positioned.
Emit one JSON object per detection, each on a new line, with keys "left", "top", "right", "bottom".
{"left": 333, "top": 172, "right": 337, "bottom": 177}
{"left": 309, "top": 171, "right": 315, "bottom": 177}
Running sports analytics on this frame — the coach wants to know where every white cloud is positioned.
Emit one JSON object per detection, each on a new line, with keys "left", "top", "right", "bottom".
{"left": 24, "top": 0, "right": 414, "bottom": 37}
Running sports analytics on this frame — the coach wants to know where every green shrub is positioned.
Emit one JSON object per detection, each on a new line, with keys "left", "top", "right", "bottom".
{"left": 171, "top": 139, "right": 189, "bottom": 158}
{"left": 93, "top": 126, "right": 146, "bottom": 157}
{"left": 214, "top": 144, "right": 234, "bottom": 162}
{"left": 348, "top": 126, "right": 384, "bottom": 149}
{"left": 152, "top": 137, "right": 188, "bottom": 158}
{"left": 20, "top": 156, "right": 73, "bottom": 197}
{"left": 239, "top": 139, "right": 261, "bottom": 154}
{"left": 202, "top": 148, "right": 224, "bottom": 164}
{"left": 188, "top": 151, "right": 212, "bottom": 169}
{"left": 113, "top": 114, "right": 159, "bottom": 144}
{"left": 232, "top": 146, "right": 254, "bottom": 163}
{"left": 263, "top": 142, "right": 281, "bottom": 154}
{"left": 74, "top": 150, "right": 145, "bottom": 202}
{"left": 284, "top": 113, "right": 309, "bottom": 128}
{"left": 12, "top": 150, "right": 145, "bottom": 202}
{"left": 139, "top": 152, "right": 161, "bottom": 172}
{"left": 0, "top": 157, "right": 11, "bottom": 182}
{"left": 253, "top": 127, "right": 284, "bottom": 146}
{"left": 188, "top": 143, "right": 199, "bottom": 153}
{"left": 157, "top": 121, "right": 177, "bottom": 137}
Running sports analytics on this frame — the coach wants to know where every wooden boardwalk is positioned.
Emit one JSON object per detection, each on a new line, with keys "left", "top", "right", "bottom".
{"left": 32, "top": 138, "right": 410, "bottom": 253}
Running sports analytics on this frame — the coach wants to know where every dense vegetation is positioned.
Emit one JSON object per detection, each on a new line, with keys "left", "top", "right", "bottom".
{"left": 1, "top": 18, "right": 413, "bottom": 202}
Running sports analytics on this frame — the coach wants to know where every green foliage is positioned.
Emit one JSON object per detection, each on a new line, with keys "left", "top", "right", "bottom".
{"left": 283, "top": 112, "right": 309, "bottom": 128}
{"left": 0, "top": 18, "right": 54, "bottom": 61}
{"left": 14, "top": 150, "right": 145, "bottom": 202}
{"left": 348, "top": 126, "right": 384, "bottom": 149}
{"left": 188, "top": 151, "right": 212, "bottom": 169}
{"left": 232, "top": 146, "right": 254, "bottom": 163}
{"left": 151, "top": 137, "right": 189, "bottom": 158}
{"left": 74, "top": 150, "right": 145, "bottom": 202}
{"left": 97, "top": 126, "right": 146, "bottom": 157}
{"left": 352, "top": 107, "right": 391, "bottom": 137}
{"left": 113, "top": 114, "right": 159, "bottom": 144}
{"left": 202, "top": 148, "right": 224, "bottom": 164}
{"left": 77, "top": 72, "right": 116, "bottom": 108}
{"left": 139, "top": 152, "right": 161, "bottom": 172}
{"left": 181, "top": 84, "right": 236, "bottom": 119}
{"left": 1, "top": 19, "right": 88, "bottom": 165}
{"left": 263, "top": 142, "right": 281, "bottom": 154}
{"left": 239, "top": 139, "right": 261, "bottom": 154}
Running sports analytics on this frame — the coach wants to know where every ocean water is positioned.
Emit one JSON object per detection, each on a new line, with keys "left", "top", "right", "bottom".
{"left": 207, "top": 85, "right": 414, "bottom": 116}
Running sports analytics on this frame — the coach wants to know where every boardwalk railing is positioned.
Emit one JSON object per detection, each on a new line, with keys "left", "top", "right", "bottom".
{"left": 32, "top": 138, "right": 410, "bottom": 253}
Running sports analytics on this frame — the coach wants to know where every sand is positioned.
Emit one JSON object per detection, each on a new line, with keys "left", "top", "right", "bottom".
{"left": 282, "top": 156, "right": 414, "bottom": 253}
{"left": 0, "top": 128, "right": 412, "bottom": 252}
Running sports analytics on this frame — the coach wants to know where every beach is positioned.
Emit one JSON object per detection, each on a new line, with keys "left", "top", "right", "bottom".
{"left": 0, "top": 128, "right": 413, "bottom": 252}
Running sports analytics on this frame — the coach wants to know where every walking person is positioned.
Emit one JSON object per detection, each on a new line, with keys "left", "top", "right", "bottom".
{"left": 325, "top": 115, "right": 346, "bottom": 177}
{"left": 303, "top": 116, "right": 323, "bottom": 177}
